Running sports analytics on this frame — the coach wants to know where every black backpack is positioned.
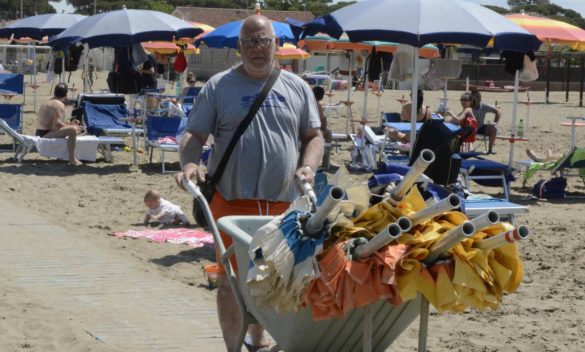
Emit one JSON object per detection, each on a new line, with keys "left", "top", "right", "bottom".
{"left": 532, "top": 177, "right": 567, "bottom": 199}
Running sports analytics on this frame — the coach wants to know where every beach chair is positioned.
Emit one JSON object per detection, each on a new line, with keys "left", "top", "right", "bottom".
{"left": 0, "top": 104, "right": 23, "bottom": 150}
{"left": 0, "top": 118, "right": 125, "bottom": 163}
{"left": 550, "top": 147, "right": 585, "bottom": 180}
{"left": 82, "top": 101, "right": 144, "bottom": 138}
{"left": 459, "top": 155, "right": 515, "bottom": 201}
{"left": 0, "top": 73, "right": 24, "bottom": 100}
{"left": 145, "top": 115, "right": 183, "bottom": 173}
{"left": 181, "top": 87, "right": 202, "bottom": 115}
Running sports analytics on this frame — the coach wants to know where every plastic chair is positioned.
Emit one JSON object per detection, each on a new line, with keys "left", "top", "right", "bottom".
{"left": 145, "top": 116, "right": 183, "bottom": 173}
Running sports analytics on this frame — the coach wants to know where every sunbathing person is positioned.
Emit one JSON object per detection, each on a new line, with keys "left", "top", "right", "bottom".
{"left": 526, "top": 148, "right": 564, "bottom": 162}
{"left": 143, "top": 190, "right": 190, "bottom": 226}
{"left": 36, "top": 83, "right": 83, "bottom": 166}
{"left": 399, "top": 88, "right": 432, "bottom": 122}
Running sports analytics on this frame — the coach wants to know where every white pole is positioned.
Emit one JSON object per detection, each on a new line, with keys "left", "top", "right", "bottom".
{"left": 32, "top": 43, "right": 37, "bottom": 112}
{"left": 409, "top": 46, "right": 419, "bottom": 156}
{"left": 466, "top": 76, "right": 469, "bottom": 91}
{"left": 362, "top": 52, "right": 369, "bottom": 120}
{"left": 345, "top": 51, "right": 353, "bottom": 135}
{"left": 508, "top": 70, "right": 520, "bottom": 166}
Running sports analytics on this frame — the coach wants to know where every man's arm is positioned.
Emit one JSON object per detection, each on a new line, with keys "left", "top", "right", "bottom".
{"left": 175, "top": 129, "right": 209, "bottom": 188}
{"left": 295, "top": 127, "right": 324, "bottom": 184}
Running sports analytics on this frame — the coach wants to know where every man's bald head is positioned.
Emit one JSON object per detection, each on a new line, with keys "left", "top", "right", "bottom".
{"left": 240, "top": 15, "right": 275, "bottom": 38}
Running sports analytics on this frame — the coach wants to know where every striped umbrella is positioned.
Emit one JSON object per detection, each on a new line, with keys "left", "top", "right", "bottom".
{"left": 275, "top": 43, "right": 310, "bottom": 60}
{"left": 505, "top": 13, "right": 585, "bottom": 50}
{"left": 142, "top": 41, "right": 199, "bottom": 55}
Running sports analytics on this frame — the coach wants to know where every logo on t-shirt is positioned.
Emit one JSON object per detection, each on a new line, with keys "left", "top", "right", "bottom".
{"left": 241, "top": 91, "right": 287, "bottom": 109}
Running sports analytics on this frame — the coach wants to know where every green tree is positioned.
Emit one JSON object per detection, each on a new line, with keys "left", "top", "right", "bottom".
{"left": 0, "top": 0, "right": 55, "bottom": 20}
{"left": 484, "top": 5, "right": 509, "bottom": 15}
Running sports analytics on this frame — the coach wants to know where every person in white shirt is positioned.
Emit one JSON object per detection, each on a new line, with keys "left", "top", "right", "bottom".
{"left": 143, "top": 190, "right": 190, "bottom": 226}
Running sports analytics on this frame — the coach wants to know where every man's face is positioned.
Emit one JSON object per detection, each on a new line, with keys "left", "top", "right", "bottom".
{"left": 238, "top": 24, "right": 277, "bottom": 76}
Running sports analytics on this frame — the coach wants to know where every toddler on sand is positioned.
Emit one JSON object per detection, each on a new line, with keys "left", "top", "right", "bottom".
{"left": 143, "top": 190, "right": 190, "bottom": 226}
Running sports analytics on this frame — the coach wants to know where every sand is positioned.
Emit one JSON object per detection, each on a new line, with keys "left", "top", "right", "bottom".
{"left": 0, "top": 70, "right": 584, "bottom": 351}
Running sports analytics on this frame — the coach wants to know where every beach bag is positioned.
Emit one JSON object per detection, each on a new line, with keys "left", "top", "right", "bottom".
{"left": 192, "top": 69, "right": 281, "bottom": 227}
{"left": 532, "top": 177, "right": 566, "bottom": 199}
{"left": 461, "top": 113, "right": 478, "bottom": 143}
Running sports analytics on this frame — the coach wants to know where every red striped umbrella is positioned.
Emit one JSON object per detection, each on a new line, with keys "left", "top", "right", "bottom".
{"left": 506, "top": 13, "right": 585, "bottom": 50}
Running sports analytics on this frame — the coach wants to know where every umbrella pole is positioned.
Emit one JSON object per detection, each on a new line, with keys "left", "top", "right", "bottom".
{"left": 509, "top": 69, "right": 520, "bottom": 167}
{"left": 345, "top": 51, "right": 353, "bottom": 135}
{"left": 418, "top": 297, "right": 430, "bottom": 352}
{"left": 32, "top": 43, "right": 37, "bottom": 112}
{"left": 362, "top": 53, "right": 369, "bottom": 121}
{"left": 83, "top": 44, "right": 89, "bottom": 93}
{"left": 409, "top": 47, "right": 419, "bottom": 157}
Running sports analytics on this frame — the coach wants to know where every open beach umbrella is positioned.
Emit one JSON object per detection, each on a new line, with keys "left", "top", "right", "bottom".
{"left": 505, "top": 13, "right": 585, "bottom": 49}
{"left": 196, "top": 19, "right": 296, "bottom": 49}
{"left": 187, "top": 21, "right": 215, "bottom": 41}
{"left": 0, "top": 13, "right": 86, "bottom": 40}
{"left": 142, "top": 41, "right": 199, "bottom": 55}
{"left": 294, "top": 0, "right": 541, "bottom": 161}
{"left": 275, "top": 43, "right": 310, "bottom": 60}
{"left": 50, "top": 7, "right": 203, "bottom": 49}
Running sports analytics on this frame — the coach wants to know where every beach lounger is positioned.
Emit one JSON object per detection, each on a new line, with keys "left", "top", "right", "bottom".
{"left": 0, "top": 118, "right": 125, "bottom": 162}
{"left": 0, "top": 103, "right": 23, "bottom": 151}
{"left": 460, "top": 156, "right": 515, "bottom": 200}
{"left": 82, "top": 101, "right": 144, "bottom": 137}
{"left": 181, "top": 87, "right": 202, "bottom": 115}
{"left": 464, "top": 194, "right": 528, "bottom": 221}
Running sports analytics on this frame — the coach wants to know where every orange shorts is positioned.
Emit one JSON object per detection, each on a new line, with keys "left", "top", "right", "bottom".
{"left": 209, "top": 192, "right": 290, "bottom": 274}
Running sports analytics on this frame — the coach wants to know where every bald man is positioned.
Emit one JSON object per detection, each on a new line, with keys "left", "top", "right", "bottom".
{"left": 176, "top": 15, "right": 323, "bottom": 351}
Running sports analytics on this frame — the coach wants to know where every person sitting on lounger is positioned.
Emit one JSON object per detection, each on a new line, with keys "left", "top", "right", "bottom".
{"left": 36, "top": 83, "right": 83, "bottom": 166}
{"left": 143, "top": 190, "right": 190, "bottom": 226}
{"left": 399, "top": 88, "right": 432, "bottom": 122}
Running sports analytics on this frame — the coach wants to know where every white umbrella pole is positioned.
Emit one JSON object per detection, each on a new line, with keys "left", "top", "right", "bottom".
{"left": 83, "top": 45, "right": 89, "bottom": 93}
{"left": 362, "top": 53, "right": 369, "bottom": 120}
{"left": 32, "top": 43, "right": 37, "bottom": 112}
{"left": 409, "top": 47, "right": 420, "bottom": 157}
{"left": 345, "top": 51, "right": 353, "bottom": 135}
{"left": 508, "top": 69, "right": 520, "bottom": 166}
{"left": 442, "top": 79, "right": 448, "bottom": 111}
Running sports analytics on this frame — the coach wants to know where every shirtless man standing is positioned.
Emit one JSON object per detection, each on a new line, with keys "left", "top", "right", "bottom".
{"left": 36, "top": 83, "right": 83, "bottom": 165}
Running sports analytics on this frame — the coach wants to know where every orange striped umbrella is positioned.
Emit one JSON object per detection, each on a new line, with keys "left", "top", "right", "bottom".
{"left": 187, "top": 21, "right": 215, "bottom": 42}
{"left": 275, "top": 43, "right": 310, "bottom": 60}
{"left": 505, "top": 13, "right": 585, "bottom": 50}
{"left": 142, "top": 41, "right": 198, "bottom": 55}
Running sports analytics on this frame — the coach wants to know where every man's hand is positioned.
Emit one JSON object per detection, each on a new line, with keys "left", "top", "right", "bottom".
{"left": 175, "top": 162, "right": 206, "bottom": 190}
{"left": 295, "top": 165, "right": 316, "bottom": 185}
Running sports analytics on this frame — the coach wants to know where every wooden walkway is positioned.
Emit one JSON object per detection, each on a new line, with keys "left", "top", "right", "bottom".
{"left": 0, "top": 197, "right": 224, "bottom": 351}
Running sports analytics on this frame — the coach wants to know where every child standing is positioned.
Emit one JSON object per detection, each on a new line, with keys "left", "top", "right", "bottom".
{"left": 143, "top": 190, "right": 190, "bottom": 226}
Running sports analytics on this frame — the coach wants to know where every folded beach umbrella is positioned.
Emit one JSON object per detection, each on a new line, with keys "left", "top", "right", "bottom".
{"left": 0, "top": 13, "right": 86, "bottom": 40}
{"left": 50, "top": 7, "right": 203, "bottom": 49}
{"left": 294, "top": 0, "right": 541, "bottom": 150}
{"left": 247, "top": 206, "right": 325, "bottom": 313}
{"left": 196, "top": 19, "right": 296, "bottom": 49}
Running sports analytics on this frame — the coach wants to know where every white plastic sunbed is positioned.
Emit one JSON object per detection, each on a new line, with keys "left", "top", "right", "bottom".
{"left": 0, "top": 119, "right": 125, "bottom": 162}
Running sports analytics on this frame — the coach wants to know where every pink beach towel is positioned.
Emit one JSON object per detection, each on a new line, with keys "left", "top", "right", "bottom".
{"left": 112, "top": 228, "right": 214, "bottom": 248}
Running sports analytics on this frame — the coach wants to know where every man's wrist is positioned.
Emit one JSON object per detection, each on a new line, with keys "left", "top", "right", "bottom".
{"left": 302, "top": 165, "right": 316, "bottom": 174}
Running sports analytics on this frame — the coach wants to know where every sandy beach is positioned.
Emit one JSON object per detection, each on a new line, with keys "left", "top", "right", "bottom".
{"left": 1, "top": 70, "right": 584, "bottom": 351}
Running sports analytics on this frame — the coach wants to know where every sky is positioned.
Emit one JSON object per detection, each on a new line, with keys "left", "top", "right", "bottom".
{"left": 51, "top": 0, "right": 585, "bottom": 17}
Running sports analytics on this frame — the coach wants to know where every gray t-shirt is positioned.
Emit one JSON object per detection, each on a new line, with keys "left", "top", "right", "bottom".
{"left": 187, "top": 68, "right": 320, "bottom": 202}
{"left": 472, "top": 102, "right": 498, "bottom": 128}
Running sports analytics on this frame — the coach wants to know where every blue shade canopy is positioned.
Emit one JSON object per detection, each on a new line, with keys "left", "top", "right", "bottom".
{"left": 294, "top": 0, "right": 541, "bottom": 52}
{"left": 50, "top": 8, "right": 203, "bottom": 49}
{"left": 196, "top": 20, "right": 296, "bottom": 49}
{"left": 0, "top": 14, "right": 87, "bottom": 40}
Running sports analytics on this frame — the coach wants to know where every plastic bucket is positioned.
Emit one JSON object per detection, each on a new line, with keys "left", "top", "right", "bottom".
{"left": 203, "top": 264, "right": 219, "bottom": 289}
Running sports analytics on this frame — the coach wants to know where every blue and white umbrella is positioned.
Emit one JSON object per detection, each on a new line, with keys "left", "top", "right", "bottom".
{"left": 196, "top": 19, "right": 296, "bottom": 49}
{"left": 293, "top": 0, "right": 542, "bottom": 152}
{"left": 247, "top": 202, "right": 325, "bottom": 313}
{"left": 50, "top": 8, "right": 203, "bottom": 49}
{"left": 0, "top": 13, "right": 86, "bottom": 40}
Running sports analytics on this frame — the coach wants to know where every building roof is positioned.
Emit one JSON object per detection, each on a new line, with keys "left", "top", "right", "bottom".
{"left": 172, "top": 6, "right": 314, "bottom": 28}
